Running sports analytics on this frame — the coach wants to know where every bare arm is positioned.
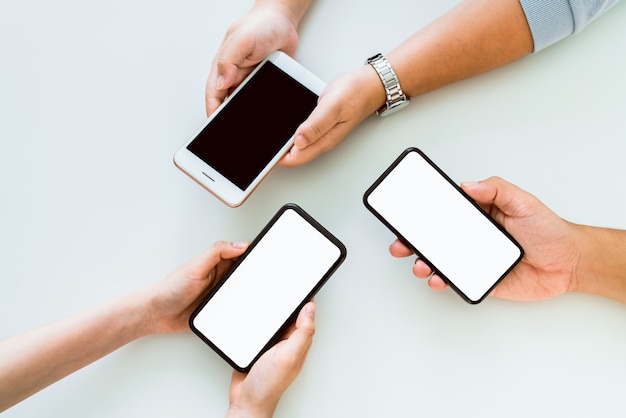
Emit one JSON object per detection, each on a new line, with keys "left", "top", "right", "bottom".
{"left": 387, "top": 0, "right": 533, "bottom": 101}
{"left": 0, "top": 241, "right": 247, "bottom": 412}
{"left": 285, "top": 0, "right": 533, "bottom": 165}
{"left": 0, "top": 292, "right": 152, "bottom": 410}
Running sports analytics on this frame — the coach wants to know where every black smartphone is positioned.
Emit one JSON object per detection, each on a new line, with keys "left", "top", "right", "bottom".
{"left": 190, "top": 204, "right": 346, "bottom": 371}
{"left": 363, "top": 147, "right": 523, "bottom": 304}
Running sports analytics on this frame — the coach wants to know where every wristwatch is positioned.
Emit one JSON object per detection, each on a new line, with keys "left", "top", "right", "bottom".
{"left": 366, "top": 53, "right": 410, "bottom": 117}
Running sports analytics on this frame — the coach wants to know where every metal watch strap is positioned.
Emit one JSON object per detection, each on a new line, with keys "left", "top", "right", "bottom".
{"left": 366, "top": 53, "right": 410, "bottom": 116}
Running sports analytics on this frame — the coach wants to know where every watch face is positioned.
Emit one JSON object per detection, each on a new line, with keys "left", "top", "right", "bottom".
{"left": 378, "top": 98, "right": 410, "bottom": 117}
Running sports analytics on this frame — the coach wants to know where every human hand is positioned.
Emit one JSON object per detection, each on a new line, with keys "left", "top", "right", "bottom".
{"left": 390, "top": 176, "right": 580, "bottom": 302}
{"left": 226, "top": 301, "right": 316, "bottom": 418}
{"left": 280, "top": 65, "right": 386, "bottom": 167}
{"left": 143, "top": 241, "right": 249, "bottom": 334}
{"left": 205, "top": 3, "right": 302, "bottom": 115}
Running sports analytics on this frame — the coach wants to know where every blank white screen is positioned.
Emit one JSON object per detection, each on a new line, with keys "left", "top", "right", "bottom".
{"left": 192, "top": 208, "right": 342, "bottom": 369}
{"left": 366, "top": 150, "right": 521, "bottom": 303}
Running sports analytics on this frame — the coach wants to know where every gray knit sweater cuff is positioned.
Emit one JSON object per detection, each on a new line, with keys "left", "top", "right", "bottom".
{"left": 519, "top": 0, "right": 574, "bottom": 51}
{"left": 519, "top": 0, "right": 619, "bottom": 52}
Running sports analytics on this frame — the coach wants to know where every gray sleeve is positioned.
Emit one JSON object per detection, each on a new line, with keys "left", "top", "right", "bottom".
{"left": 519, "top": 0, "right": 620, "bottom": 52}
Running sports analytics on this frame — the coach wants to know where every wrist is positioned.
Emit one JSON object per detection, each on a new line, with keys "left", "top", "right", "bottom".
{"left": 365, "top": 53, "right": 410, "bottom": 116}
{"left": 254, "top": 0, "right": 311, "bottom": 29}
{"left": 225, "top": 404, "right": 276, "bottom": 418}
{"left": 125, "top": 288, "right": 161, "bottom": 338}
{"left": 359, "top": 64, "right": 388, "bottom": 116}
{"left": 571, "top": 225, "right": 626, "bottom": 302}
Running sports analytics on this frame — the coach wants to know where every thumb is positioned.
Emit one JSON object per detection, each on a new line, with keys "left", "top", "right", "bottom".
{"left": 461, "top": 176, "right": 531, "bottom": 218}
{"left": 281, "top": 302, "right": 315, "bottom": 361}
{"left": 293, "top": 95, "right": 340, "bottom": 150}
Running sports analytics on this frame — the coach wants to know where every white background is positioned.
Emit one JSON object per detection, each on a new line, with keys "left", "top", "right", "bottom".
{"left": 1, "top": 1, "right": 626, "bottom": 417}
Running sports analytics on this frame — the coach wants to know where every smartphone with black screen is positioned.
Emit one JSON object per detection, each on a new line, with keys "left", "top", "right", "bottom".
{"left": 363, "top": 147, "right": 523, "bottom": 304}
{"left": 190, "top": 204, "right": 346, "bottom": 371}
{"left": 174, "top": 51, "right": 325, "bottom": 207}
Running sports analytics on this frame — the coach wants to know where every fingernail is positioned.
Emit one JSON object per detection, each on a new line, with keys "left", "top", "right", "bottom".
{"left": 216, "top": 75, "right": 225, "bottom": 90}
{"left": 233, "top": 241, "right": 248, "bottom": 249}
{"left": 460, "top": 181, "right": 480, "bottom": 188}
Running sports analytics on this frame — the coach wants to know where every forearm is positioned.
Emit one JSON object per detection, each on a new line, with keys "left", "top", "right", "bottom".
{"left": 254, "top": 0, "right": 312, "bottom": 29}
{"left": 573, "top": 225, "right": 626, "bottom": 303}
{"left": 386, "top": 0, "right": 533, "bottom": 101}
{"left": 0, "top": 292, "right": 151, "bottom": 411}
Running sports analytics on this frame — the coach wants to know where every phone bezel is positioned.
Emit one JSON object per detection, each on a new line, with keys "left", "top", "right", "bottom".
{"left": 363, "top": 147, "right": 524, "bottom": 304}
{"left": 189, "top": 203, "right": 346, "bottom": 371}
{"left": 173, "top": 51, "right": 326, "bottom": 207}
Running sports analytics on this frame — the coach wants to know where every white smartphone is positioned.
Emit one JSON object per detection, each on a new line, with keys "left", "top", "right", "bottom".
{"left": 363, "top": 147, "right": 523, "bottom": 304}
{"left": 190, "top": 204, "right": 346, "bottom": 372}
{"left": 174, "top": 51, "right": 325, "bottom": 207}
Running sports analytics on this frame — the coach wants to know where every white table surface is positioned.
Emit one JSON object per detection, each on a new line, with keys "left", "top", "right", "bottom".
{"left": 2, "top": 1, "right": 626, "bottom": 417}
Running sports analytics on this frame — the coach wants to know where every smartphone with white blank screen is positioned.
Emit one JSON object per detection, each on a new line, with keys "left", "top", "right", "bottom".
{"left": 363, "top": 147, "right": 523, "bottom": 304}
{"left": 174, "top": 51, "right": 325, "bottom": 207}
{"left": 190, "top": 204, "right": 346, "bottom": 371}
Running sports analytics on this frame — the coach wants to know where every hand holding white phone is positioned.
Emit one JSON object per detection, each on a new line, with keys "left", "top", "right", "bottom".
{"left": 190, "top": 204, "right": 346, "bottom": 371}
{"left": 364, "top": 147, "right": 524, "bottom": 304}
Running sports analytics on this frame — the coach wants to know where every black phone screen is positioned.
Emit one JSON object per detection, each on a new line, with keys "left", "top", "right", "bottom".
{"left": 187, "top": 62, "right": 318, "bottom": 190}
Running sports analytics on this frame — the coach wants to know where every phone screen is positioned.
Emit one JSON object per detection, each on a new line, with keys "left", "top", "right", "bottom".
{"left": 363, "top": 148, "right": 523, "bottom": 304}
{"left": 190, "top": 204, "right": 346, "bottom": 371}
{"left": 186, "top": 61, "right": 319, "bottom": 191}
